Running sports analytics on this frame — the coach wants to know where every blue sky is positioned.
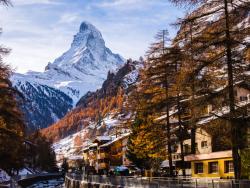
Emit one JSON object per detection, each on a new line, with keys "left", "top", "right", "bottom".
{"left": 0, "top": 0, "right": 185, "bottom": 73}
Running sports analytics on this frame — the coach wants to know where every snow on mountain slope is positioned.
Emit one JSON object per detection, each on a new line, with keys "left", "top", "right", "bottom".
{"left": 12, "top": 21, "right": 125, "bottom": 104}
{"left": 53, "top": 114, "right": 130, "bottom": 162}
{"left": 11, "top": 21, "right": 125, "bottom": 131}
{"left": 14, "top": 78, "right": 73, "bottom": 131}
{"left": 43, "top": 60, "right": 143, "bottom": 159}
{"left": 42, "top": 60, "right": 142, "bottom": 142}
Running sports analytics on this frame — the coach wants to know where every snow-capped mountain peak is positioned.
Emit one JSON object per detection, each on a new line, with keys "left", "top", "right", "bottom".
{"left": 72, "top": 21, "right": 103, "bottom": 48}
{"left": 46, "top": 21, "right": 124, "bottom": 72}
{"left": 11, "top": 21, "right": 125, "bottom": 131}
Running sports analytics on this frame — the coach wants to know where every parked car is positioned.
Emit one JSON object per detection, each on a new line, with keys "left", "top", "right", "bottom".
{"left": 114, "top": 166, "right": 129, "bottom": 176}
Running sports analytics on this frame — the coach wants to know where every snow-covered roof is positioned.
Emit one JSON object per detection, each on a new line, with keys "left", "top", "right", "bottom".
{"left": 185, "top": 150, "right": 232, "bottom": 161}
{"left": 237, "top": 81, "right": 250, "bottom": 90}
{"left": 82, "top": 146, "right": 89, "bottom": 152}
{"left": 245, "top": 71, "right": 250, "bottom": 76}
{"left": 88, "top": 143, "right": 98, "bottom": 148}
{"left": 0, "top": 169, "right": 10, "bottom": 183}
{"left": 197, "top": 100, "right": 250, "bottom": 126}
{"left": 179, "top": 80, "right": 249, "bottom": 104}
{"left": 94, "top": 136, "right": 112, "bottom": 142}
{"left": 68, "top": 155, "right": 83, "bottom": 160}
{"left": 18, "top": 168, "right": 34, "bottom": 176}
{"left": 161, "top": 160, "right": 176, "bottom": 167}
{"left": 155, "top": 109, "right": 178, "bottom": 121}
{"left": 100, "top": 133, "right": 130, "bottom": 148}
{"left": 24, "top": 140, "right": 37, "bottom": 146}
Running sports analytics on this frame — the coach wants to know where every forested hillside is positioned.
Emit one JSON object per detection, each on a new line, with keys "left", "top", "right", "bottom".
{"left": 41, "top": 60, "right": 142, "bottom": 141}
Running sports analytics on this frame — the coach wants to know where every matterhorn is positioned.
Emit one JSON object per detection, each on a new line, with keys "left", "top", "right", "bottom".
{"left": 12, "top": 21, "right": 125, "bottom": 131}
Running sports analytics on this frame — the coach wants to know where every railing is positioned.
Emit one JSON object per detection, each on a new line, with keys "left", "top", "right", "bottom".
{"left": 65, "top": 173, "right": 250, "bottom": 188}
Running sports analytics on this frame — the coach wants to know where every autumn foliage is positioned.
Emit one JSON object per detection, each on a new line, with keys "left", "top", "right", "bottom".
{"left": 41, "top": 61, "right": 136, "bottom": 141}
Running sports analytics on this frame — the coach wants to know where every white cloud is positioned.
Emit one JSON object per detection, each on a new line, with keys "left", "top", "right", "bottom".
{"left": 58, "top": 13, "right": 80, "bottom": 24}
{"left": 13, "top": 0, "right": 60, "bottom": 5}
{"left": 98, "top": 0, "right": 143, "bottom": 7}
{"left": 0, "top": 2, "right": 74, "bottom": 73}
{"left": 0, "top": 0, "right": 184, "bottom": 73}
{"left": 3, "top": 33, "right": 72, "bottom": 73}
{"left": 94, "top": 0, "right": 153, "bottom": 10}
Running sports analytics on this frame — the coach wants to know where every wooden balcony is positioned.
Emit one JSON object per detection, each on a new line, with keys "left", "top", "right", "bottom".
{"left": 98, "top": 152, "right": 109, "bottom": 159}
{"left": 98, "top": 162, "right": 108, "bottom": 169}
{"left": 181, "top": 112, "right": 191, "bottom": 119}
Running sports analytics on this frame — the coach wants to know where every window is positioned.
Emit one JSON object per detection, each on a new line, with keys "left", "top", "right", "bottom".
{"left": 240, "top": 96, "right": 248, "bottom": 101}
{"left": 171, "top": 145, "right": 178, "bottom": 153}
{"left": 201, "top": 141, "right": 207, "bottom": 148}
{"left": 173, "top": 155, "right": 179, "bottom": 160}
{"left": 195, "top": 163, "right": 203, "bottom": 174}
{"left": 184, "top": 144, "right": 190, "bottom": 154}
{"left": 98, "top": 158, "right": 109, "bottom": 163}
{"left": 209, "top": 162, "right": 218, "bottom": 173}
{"left": 225, "top": 161, "right": 234, "bottom": 173}
{"left": 207, "top": 105, "right": 213, "bottom": 113}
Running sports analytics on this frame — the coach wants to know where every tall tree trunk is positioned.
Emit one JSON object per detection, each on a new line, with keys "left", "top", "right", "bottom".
{"left": 163, "top": 30, "right": 174, "bottom": 177}
{"left": 166, "top": 86, "right": 174, "bottom": 177}
{"left": 177, "top": 94, "right": 186, "bottom": 176}
{"left": 189, "top": 22, "right": 196, "bottom": 155}
{"left": 223, "top": 0, "right": 241, "bottom": 179}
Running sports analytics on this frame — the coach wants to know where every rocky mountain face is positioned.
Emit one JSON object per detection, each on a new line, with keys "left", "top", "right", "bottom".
{"left": 76, "top": 60, "right": 140, "bottom": 108}
{"left": 11, "top": 21, "right": 124, "bottom": 131}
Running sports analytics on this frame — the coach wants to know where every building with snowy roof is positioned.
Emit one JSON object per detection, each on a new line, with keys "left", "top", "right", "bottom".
{"left": 82, "top": 133, "right": 130, "bottom": 174}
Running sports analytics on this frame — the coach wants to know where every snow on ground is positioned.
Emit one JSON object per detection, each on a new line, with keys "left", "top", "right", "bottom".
{"left": 27, "top": 178, "right": 64, "bottom": 188}
{"left": 0, "top": 169, "right": 10, "bottom": 183}
{"left": 102, "top": 115, "right": 120, "bottom": 129}
{"left": 53, "top": 128, "right": 90, "bottom": 164}
{"left": 123, "top": 69, "right": 139, "bottom": 89}
{"left": 18, "top": 168, "right": 34, "bottom": 176}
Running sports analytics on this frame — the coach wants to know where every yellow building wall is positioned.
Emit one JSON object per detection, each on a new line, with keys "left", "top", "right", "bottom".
{"left": 83, "top": 152, "right": 89, "bottom": 164}
{"left": 191, "top": 157, "right": 234, "bottom": 178}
